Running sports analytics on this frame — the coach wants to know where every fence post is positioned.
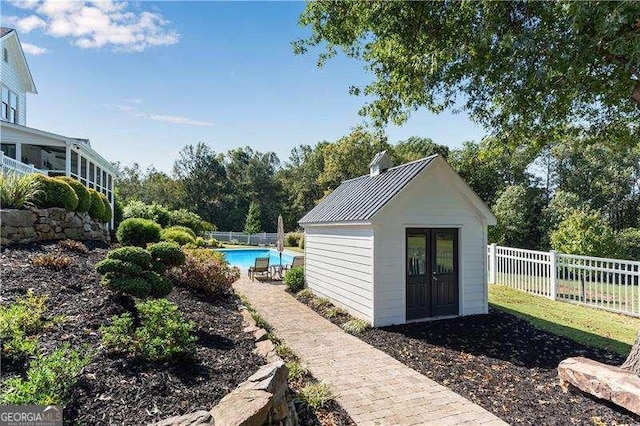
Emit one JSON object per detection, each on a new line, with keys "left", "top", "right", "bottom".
{"left": 488, "top": 243, "right": 497, "bottom": 284}
{"left": 549, "top": 250, "right": 557, "bottom": 300}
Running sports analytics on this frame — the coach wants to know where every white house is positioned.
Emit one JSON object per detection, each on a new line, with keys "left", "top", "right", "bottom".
{"left": 299, "top": 152, "right": 497, "bottom": 327}
{"left": 0, "top": 27, "right": 117, "bottom": 222}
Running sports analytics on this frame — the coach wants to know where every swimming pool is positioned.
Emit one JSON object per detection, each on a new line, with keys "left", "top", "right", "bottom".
{"left": 216, "top": 249, "right": 294, "bottom": 269}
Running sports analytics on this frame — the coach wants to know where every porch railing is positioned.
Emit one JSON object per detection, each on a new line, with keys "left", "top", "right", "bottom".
{"left": 1, "top": 151, "right": 48, "bottom": 176}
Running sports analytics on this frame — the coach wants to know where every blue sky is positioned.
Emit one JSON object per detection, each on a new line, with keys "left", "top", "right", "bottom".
{"left": 3, "top": 1, "right": 486, "bottom": 173}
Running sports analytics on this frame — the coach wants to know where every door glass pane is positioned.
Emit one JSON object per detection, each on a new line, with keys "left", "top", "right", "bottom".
{"left": 407, "top": 235, "right": 426, "bottom": 276}
{"left": 435, "top": 232, "right": 455, "bottom": 274}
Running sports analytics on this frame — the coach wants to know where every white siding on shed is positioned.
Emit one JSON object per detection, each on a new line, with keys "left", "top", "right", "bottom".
{"left": 304, "top": 225, "right": 374, "bottom": 322}
{"left": 372, "top": 162, "right": 489, "bottom": 326}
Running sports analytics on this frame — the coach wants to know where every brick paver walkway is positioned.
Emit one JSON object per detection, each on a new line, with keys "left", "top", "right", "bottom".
{"left": 233, "top": 278, "right": 507, "bottom": 425}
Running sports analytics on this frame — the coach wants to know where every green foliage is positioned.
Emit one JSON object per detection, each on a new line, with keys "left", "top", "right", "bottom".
{"left": 101, "top": 299, "right": 197, "bottom": 361}
{"left": 326, "top": 306, "right": 347, "bottom": 319}
{"left": 167, "top": 250, "right": 236, "bottom": 297}
{"left": 283, "top": 267, "right": 305, "bottom": 293}
{"left": 0, "top": 344, "right": 90, "bottom": 405}
{"left": 391, "top": 137, "right": 449, "bottom": 163}
{"left": 101, "top": 275, "right": 152, "bottom": 298}
{"left": 147, "top": 242, "right": 185, "bottom": 268}
{"left": 551, "top": 208, "right": 619, "bottom": 257}
{"left": 297, "top": 288, "right": 314, "bottom": 299}
{"left": 0, "top": 291, "right": 46, "bottom": 359}
{"left": 99, "top": 192, "right": 112, "bottom": 223}
{"left": 0, "top": 173, "right": 43, "bottom": 209}
{"left": 243, "top": 201, "right": 262, "bottom": 234}
{"left": 341, "top": 318, "right": 370, "bottom": 335}
{"left": 275, "top": 343, "right": 295, "bottom": 359}
{"left": 167, "top": 209, "right": 212, "bottom": 235}
{"left": 113, "top": 193, "right": 124, "bottom": 230}
{"left": 295, "top": 2, "right": 639, "bottom": 136}
{"left": 123, "top": 200, "right": 171, "bottom": 227}
{"left": 142, "top": 271, "right": 173, "bottom": 298}
{"left": 33, "top": 174, "right": 78, "bottom": 211}
{"left": 116, "top": 218, "right": 162, "bottom": 247}
{"left": 298, "top": 234, "right": 305, "bottom": 249}
{"left": 618, "top": 228, "right": 640, "bottom": 261}
{"left": 95, "top": 258, "right": 143, "bottom": 276}
{"left": 298, "top": 382, "right": 333, "bottom": 410}
{"left": 87, "top": 188, "right": 105, "bottom": 221}
{"left": 285, "top": 232, "right": 303, "bottom": 247}
{"left": 207, "top": 238, "right": 222, "bottom": 248}
{"left": 56, "top": 176, "right": 90, "bottom": 212}
{"left": 195, "top": 236, "right": 205, "bottom": 247}
{"left": 161, "top": 228, "right": 196, "bottom": 246}
{"left": 286, "top": 361, "right": 309, "bottom": 381}
{"left": 164, "top": 225, "right": 196, "bottom": 239}
{"left": 107, "top": 246, "right": 152, "bottom": 268}
{"left": 490, "top": 184, "right": 544, "bottom": 248}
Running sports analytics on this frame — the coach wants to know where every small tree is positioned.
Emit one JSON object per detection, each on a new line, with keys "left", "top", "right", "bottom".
{"left": 243, "top": 202, "right": 262, "bottom": 237}
{"left": 550, "top": 208, "right": 618, "bottom": 258}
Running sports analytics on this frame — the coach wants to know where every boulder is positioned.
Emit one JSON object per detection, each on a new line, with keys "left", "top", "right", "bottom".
{"left": 150, "top": 410, "right": 213, "bottom": 426}
{"left": 1, "top": 209, "right": 33, "bottom": 227}
{"left": 210, "top": 389, "right": 272, "bottom": 426}
{"left": 253, "top": 328, "right": 269, "bottom": 343}
{"left": 558, "top": 356, "right": 640, "bottom": 416}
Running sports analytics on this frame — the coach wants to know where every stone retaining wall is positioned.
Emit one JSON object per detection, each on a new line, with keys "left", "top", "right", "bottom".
{"left": 1, "top": 208, "right": 109, "bottom": 245}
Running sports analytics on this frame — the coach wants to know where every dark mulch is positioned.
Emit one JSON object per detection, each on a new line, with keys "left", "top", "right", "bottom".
{"left": 1, "top": 241, "right": 264, "bottom": 425}
{"left": 296, "top": 293, "right": 640, "bottom": 426}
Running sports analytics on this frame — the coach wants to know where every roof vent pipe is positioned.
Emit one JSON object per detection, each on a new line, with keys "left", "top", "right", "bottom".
{"left": 369, "top": 151, "right": 394, "bottom": 177}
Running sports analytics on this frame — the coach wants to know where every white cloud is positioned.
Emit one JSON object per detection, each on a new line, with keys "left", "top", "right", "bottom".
{"left": 5, "top": 1, "right": 179, "bottom": 52}
{"left": 21, "top": 42, "right": 47, "bottom": 55}
{"left": 114, "top": 103, "right": 213, "bottom": 127}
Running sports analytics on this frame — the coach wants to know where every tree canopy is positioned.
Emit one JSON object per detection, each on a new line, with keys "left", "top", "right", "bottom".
{"left": 294, "top": 1, "right": 640, "bottom": 140}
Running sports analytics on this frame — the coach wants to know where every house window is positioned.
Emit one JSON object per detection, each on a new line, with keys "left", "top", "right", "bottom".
{"left": 1, "top": 143, "right": 16, "bottom": 159}
{"left": 71, "top": 151, "right": 78, "bottom": 175}
{"left": 3, "top": 47, "right": 7, "bottom": 63}
{"left": 80, "top": 157, "right": 87, "bottom": 178}
{"left": 96, "top": 166, "right": 101, "bottom": 187}
{"left": 89, "top": 162, "right": 94, "bottom": 183}
{"left": 1, "top": 86, "right": 18, "bottom": 123}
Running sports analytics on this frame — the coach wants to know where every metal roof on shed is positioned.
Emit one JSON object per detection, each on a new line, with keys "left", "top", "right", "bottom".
{"left": 299, "top": 154, "right": 437, "bottom": 225}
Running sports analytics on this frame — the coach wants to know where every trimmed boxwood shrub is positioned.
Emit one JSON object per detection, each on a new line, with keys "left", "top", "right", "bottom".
{"left": 55, "top": 176, "right": 90, "bottom": 212}
{"left": 117, "top": 218, "right": 161, "bottom": 247}
{"left": 99, "top": 193, "right": 112, "bottom": 223}
{"left": 285, "top": 232, "right": 303, "bottom": 247}
{"left": 95, "top": 258, "right": 143, "bottom": 276}
{"left": 87, "top": 189, "right": 104, "bottom": 221}
{"left": 164, "top": 226, "right": 196, "bottom": 239}
{"left": 33, "top": 175, "right": 78, "bottom": 211}
{"left": 107, "top": 246, "right": 152, "bottom": 268}
{"left": 148, "top": 242, "right": 185, "bottom": 268}
{"left": 161, "top": 228, "right": 195, "bottom": 246}
{"left": 283, "top": 267, "right": 305, "bottom": 293}
{"left": 143, "top": 271, "right": 173, "bottom": 297}
{"left": 102, "top": 275, "right": 152, "bottom": 298}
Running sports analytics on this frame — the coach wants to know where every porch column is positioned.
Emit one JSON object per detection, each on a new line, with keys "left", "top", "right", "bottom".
{"left": 65, "top": 144, "right": 71, "bottom": 177}
{"left": 15, "top": 142, "right": 21, "bottom": 162}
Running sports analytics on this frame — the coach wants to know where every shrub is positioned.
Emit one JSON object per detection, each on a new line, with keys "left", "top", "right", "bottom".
{"left": 101, "top": 299, "right": 197, "bottom": 361}
{"left": 167, "top": 209, "right": 209, "bottom": 234}
{"left": 283, "top": 267, "right": 305, "bottom": 293}
{"left": 550, "top": 208, "right": 619, "bottom": 257}
{"left": 286, "top": 361, "right": 309, "bottom": 381}
{"left": 167, "top": 252, "right": 234, "bottom": 297}
{"left": 310, "top": 297, "right": 331, "bottom": 310}
{"left": 165, "top": 225, "right": 196, "bottom": 239}
{"left": 101, "top": 275, "right": 151, "bottom": 298}
{"left": 58, "top": 239, "right": 89, "bottom": 254}
{"left": 195, "top": 236, "right": 205, "bottom": 247}
{"left": 618, "top": 228, "right": 640, "bottom": 261}
{"left": 285, "top": 232, "right": 303, "bottom": 247}
{"left": 298, "top": 382, "right": 333, "bottom": 409}
{"left": 107, "top": 246, "right": 152, "bottom": 268}
{"left": 297, "top": 288, "right": 314, "bottom": 299}
{"left": 99, "top": 193, "right": 112, "bottom": 223}
{"left": 161, "top": 228, "right": 195, "bottom": 246}
{"left": 206, "top": 238, "right": 222, "bottom": 248}
{"left": 142, "top": 271, "right": 173, "bottom": 297}
{"left": 33, "top": 175, "right": 78, "bottom": 211}
{"left": 56, "top": 176, "right": 90, "bottom": 212}
{"left": 298, "top": 234, "right": 305, "bottom": 250}
{"left": 0, "top": 173, "right": 42, "bottom": 209}
{"left": 0, "top": 291, "right": 46, "bottom": 359}
{"left": 95, "top": 258, "right": 143, "bottom": 276}
{"left": 326, "top": 306, "right": 348, "bottom": 319}
{"left": 0, "top": 344, "right": 90, "bottom": 405}
{"left": 31, "top": 253, "right": 73, "bottom": 269}
{"left": 341, "top": 319, "right": 371, "bottom": 335}
{"left": 123, "top": 201, "right": 171, "bottom": 227}
{"left": 87, "top": 189, "right": 105, "bottom": 221}
{"left": 116, "top": 218, "right": 161, "bottom": 247}
{"left": 148, "top": 242, "right": 185, "bottom": 268}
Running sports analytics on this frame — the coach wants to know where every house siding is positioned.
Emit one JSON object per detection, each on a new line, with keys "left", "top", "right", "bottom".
{"left": 304, "top": 225, "right": 374, "bottom": 322}
{"left": 1, "top": 37, "right": 28, "bottom": 125}
{"left": 372, "top": 162, "right": 488, "bottom": 326}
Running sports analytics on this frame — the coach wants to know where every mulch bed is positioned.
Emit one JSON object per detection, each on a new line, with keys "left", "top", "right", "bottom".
{"left": 296, "top": 292, "right": 640, "bottom": 425}
{"left": 1, "top": 241, "right": 264, "bottom": 425}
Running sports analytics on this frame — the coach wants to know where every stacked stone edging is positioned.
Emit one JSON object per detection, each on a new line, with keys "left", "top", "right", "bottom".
{"left": 150, "top": 306, "right": 298, "bottom": 426}
{"left": 1, "top": 207, "right": 109, "bottom": 245}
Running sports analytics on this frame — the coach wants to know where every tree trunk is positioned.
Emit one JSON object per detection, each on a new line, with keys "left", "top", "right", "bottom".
{"left": 622, "top": 327, "right": 640, "bottom": 374}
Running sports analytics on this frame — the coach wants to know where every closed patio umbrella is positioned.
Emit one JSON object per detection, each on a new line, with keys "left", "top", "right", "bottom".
{"left": 277, "top": 214, "right": 285, "bottom": 266}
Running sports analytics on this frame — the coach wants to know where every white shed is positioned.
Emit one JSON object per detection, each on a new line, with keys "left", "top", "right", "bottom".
{"left": 299, "top": 152, "right": 497, "bottom": 327}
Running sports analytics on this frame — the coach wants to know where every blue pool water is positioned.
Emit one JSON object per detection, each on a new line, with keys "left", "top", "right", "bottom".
{"left": 216, "top": 249, "right": 294, "bottom": 269}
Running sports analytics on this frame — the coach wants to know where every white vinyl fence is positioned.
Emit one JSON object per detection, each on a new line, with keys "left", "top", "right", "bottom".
{"left": 488, "top": 244, "right": 640, "bottom": 317}
{"left": 207, "top": 231, "right": 278, "bottom": 246}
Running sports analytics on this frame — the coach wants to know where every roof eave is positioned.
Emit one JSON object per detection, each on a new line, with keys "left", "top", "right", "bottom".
{"left": 299, "top": 221, "right": 373, "bottom": 228}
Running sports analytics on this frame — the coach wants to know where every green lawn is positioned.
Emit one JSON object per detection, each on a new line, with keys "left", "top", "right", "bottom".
{"left": 489, "top": 284, "right": 638, "bottom": 356}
